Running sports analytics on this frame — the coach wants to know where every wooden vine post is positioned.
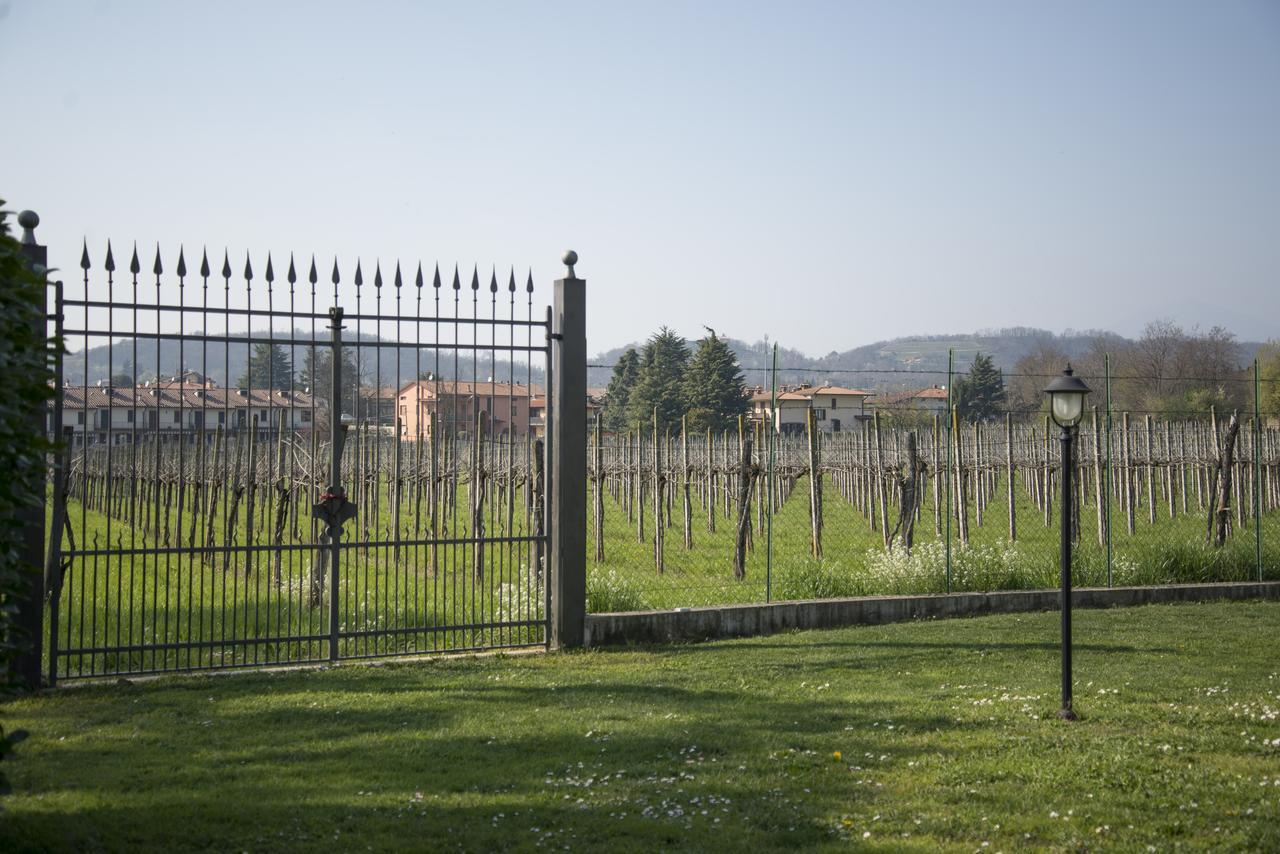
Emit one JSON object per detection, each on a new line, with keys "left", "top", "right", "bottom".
{"left": 1208, "top": 411, "right": 1241, "bottom": 547}
{"left": 806, "top": 408, "right": 822, "bottom": 558}
{"left": 733, "top": 437, "right": 754, "bottom": 579}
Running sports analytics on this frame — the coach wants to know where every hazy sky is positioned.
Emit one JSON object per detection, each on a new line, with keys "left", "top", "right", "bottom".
{"left": 4, "top": 0, "right": 1278, "bottom": 355}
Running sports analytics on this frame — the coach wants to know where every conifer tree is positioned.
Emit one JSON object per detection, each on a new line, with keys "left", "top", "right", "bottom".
{"left": 602, "top": 347, "right": 640, "bottom": 432}
{"left": 952, "top": 352, "right": 1006, "bottom": 422}
{"left": 682, "top": 333, "right": 749, "bottom": 432}
{"left": 296, "top": 345, "right": 362, "bottom": 414}
{"left": 628, "top": 327, "right": 690, "bottom": 431}
{"left": 237, "top": 342, "right": 292, "bottom": 390}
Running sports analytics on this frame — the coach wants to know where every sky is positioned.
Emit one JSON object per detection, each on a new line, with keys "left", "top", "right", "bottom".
{"left": 3, "top": 0, "right": 1278, "bottom": 356}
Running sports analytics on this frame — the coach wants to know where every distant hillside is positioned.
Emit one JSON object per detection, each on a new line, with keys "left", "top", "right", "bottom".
{"left": 65, "top": 325, "right": 1262, "bottom": 396}
{"left": 589, "top": 327, "right": 1264, "bottom": 392}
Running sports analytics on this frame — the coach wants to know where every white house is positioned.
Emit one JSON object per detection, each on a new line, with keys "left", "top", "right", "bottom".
{"left": 750, "top": 384, "right": 870, "bottom": 435}
{"left": 53, "top": 380, "right": 316, "bottom": 446}
{"left": 805, "top": 385, "right": 873, "bottom": 433}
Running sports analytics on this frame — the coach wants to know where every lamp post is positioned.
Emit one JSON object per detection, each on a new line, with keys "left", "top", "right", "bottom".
{"left": 1044, "top": 364, "right": 1090, "bottom": 721}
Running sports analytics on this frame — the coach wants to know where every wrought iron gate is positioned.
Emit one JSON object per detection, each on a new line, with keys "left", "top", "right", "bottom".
{"left": 47, "top": 242, "right": 553, "bottom": 681}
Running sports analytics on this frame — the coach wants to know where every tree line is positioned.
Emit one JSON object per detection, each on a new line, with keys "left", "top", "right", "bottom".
{"left": 602, "top": 327, "right": 750, "bottom": 433}
{"left": 221, "top": 321, "right": 1280, "bottom": 427}
{"left": 883, "top": 323, "right": 1280, "bottom": 425}
{"left": 1010, "top": 321, "right": 1277, "bottom": 418}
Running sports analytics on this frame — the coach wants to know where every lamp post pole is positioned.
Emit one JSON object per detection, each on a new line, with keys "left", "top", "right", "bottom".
{"left": 1059, "top": 423, "right": 1076, "bottom": 721}
{"left": 1044, "top": 364, "right": 1089, "bottom": 722}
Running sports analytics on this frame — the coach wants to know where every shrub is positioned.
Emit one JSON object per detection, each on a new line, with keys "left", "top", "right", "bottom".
{"left": 588, "top": 569, "right": 649, "bottom": 613}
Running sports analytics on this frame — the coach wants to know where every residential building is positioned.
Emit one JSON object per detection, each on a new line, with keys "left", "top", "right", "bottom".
{"left": 356, "top": 386, "right": 398, "bottom": 429}
{"left": 54, "top": 379, "right": 316, "bottom": 446}
{"left": 749, "top": 383, "right": 874, "bottom": 435}
{"left": 396, "top": 380, "right": 541, "bottom": 439}
{"left": 805, "top": 384, "right": 873, "bottom": 432}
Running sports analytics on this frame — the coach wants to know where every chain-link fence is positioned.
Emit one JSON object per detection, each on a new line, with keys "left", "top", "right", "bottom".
{"left": 586, "top": 359, "right": 1278, "bottom": 612}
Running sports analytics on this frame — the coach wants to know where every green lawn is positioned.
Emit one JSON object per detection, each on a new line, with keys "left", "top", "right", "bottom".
{"left": 4, "top": 601, "right": 1279, "bottom": 851}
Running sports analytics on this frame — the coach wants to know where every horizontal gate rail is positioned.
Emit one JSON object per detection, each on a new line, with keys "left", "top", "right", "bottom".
{"left": 63, "top": 534, "right": 546, "bottom": 559}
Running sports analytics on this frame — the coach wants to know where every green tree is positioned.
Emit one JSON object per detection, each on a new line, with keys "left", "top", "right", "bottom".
{"left": 628, "top": 327, "right": 690, "bottom": 431}
{"left": 952, "top": 353, "right": 1005, "bottom": 422}
{"left": 296, "top": 345, "right": 361, "bottom": 416}
{"left": 237, "top": 342, "right": 292, "bottom": 390}
{"left": 602, "top": 347, "right": 640, "bottom": 432}
{"left": 682, "top": 333, "right": 748, "bottom": 432}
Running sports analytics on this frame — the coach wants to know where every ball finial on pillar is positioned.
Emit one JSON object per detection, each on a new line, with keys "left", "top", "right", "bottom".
{"left": 562, "top": 249, "right": 578, "bottom": 278}
{"left": 17, "top": 210, "right": 40, "bottom": 245}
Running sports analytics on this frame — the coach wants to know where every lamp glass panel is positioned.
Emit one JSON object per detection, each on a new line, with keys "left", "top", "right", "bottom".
{"left": 1052, "top": 391, "right": 1085, "bottom": 426}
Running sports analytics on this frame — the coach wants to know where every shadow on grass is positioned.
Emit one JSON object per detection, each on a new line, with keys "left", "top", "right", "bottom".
{"left": 707, "top": 639, "right": 1164, "bottom": 654}
{"left": 4, "top": 673, "right": 997, "bottom": 851}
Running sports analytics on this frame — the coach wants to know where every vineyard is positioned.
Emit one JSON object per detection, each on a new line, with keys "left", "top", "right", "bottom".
{"left": 585, "top": 409, "right": 1280, "bottom": 610}
{"left": 51, "top": 403, "right": 1280, "bottom": 676}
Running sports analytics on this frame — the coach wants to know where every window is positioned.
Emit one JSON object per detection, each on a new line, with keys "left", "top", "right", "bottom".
{"left": 831, "top": 398, "right": 837, "bottom": 409}
{"left": 126, "top": 409, "right": 135, "bottom": 423}
{"left": 77, "top": 412, "right": 85, "bottom": 425}
{"left": 218, "top": 411, "right": 226, "bottom": 424}
{"left": 173, "top": 411, "right": 181, "bottom": 423}
{"left": 511, "top": 402, "right": 519, "bottom": 417}
{"left": 814, "top": 408, "right": 826, "bottom": 420}
{"left": 301, "top": 410, "right": 311, "bottom": 423}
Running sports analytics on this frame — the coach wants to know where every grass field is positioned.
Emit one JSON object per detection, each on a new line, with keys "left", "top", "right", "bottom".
{"left": 4, "top": 601, "right": 1279, "bottom": 851}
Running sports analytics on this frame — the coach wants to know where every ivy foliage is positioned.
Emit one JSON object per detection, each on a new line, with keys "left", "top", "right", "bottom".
{"left": 0, "top": 202, "right": 57, "bottom": 792}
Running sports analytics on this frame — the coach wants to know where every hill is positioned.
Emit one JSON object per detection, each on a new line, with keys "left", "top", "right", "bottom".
{"left": 590, "top": 327, "right": 1264, "bottom": 392}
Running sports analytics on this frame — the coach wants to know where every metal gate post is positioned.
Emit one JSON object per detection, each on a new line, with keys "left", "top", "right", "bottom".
{"left": 14, "top": 210, "right": 48, "bottom": 690}
{"left": 329, "top": 307, "right": 344, "bottom": 661}
{"left": 550, "top": 251, "right": 586, "bottom": 649}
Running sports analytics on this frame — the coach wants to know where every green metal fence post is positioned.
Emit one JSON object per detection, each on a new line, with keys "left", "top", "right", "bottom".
{"left": 766, "top": 343, "right": 777, "bottom": 603}
{"left": 945, "top": 348, "right": 953, "bottom": 593}
{"left": 1105, "top": 353, "right": 1113, "bottom": 587}
{"left": 1255, "top": 359, "right": 1263, "bottom": 582}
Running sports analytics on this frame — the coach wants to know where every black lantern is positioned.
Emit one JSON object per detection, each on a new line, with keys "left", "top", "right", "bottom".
{"left": 1045, "top": 365, "right": 1090, "bottom": 429}
{"left": 1043, "top": 365, "right": 1090, "bottom": 720}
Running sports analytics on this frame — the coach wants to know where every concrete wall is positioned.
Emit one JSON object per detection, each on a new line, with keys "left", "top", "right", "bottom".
{"left": 583, "top": 582, "right": 1280, "bottom": 647}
